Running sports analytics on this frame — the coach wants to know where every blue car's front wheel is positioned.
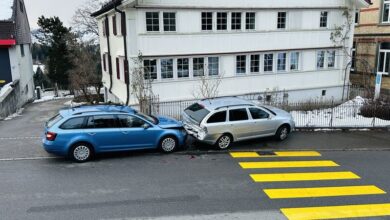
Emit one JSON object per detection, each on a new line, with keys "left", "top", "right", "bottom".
{"left": 159, "top": 136, "right": 178, "bottom": 153}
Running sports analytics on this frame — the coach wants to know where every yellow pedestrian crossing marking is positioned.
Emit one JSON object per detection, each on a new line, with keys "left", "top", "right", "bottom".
{"left": 250, "top": 171, "right": 360, "bottom": 182}
{"left": 264, "top": 185, "right": 386, "bottom": 199}
{"left": 281, "top": 203, "right": 390, "bottom": 220}
{"left": 230, "top": 151, "right": 321, "bottom": 158}
{"left": 239, "top": 160, "right": 339, "bottom": 169}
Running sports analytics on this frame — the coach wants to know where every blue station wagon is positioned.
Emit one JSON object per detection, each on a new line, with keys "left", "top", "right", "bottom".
{"left": 43, "top": 105, "right": 187, "bottom": 162}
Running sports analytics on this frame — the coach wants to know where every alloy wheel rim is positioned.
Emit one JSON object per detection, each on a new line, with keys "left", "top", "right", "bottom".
{"left": 73, "top": 145, "right": 90, "bottom": 161}
{"left": 162, "top": 138, "right": 176, "bottom": 152}
{"left": 280, "top": 128, "right": 288, "bottom": 140}
{"left": 219, "top": 136, "right": 231, "bottom": 149}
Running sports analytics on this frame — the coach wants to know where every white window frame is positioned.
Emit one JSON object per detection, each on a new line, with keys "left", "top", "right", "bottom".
{"left": 250, "top": 54, "right": 261, "bottom": 74}
{"left": 263, "top": 53, "right": 274, "bottom": 72}
{"left": 383, "top": 0, "right": 390, "bottom": 23}
{"left": 177, "top": 58, "right": 190, "bottom": 78}
{"left": 377, "top": 44, "right": 390, "bottom": 75}
{"left": 277, "top": 52, "right": 287, "bottom": 72}
{"left": 145, "top": 11, "right": 160, "bottom": 32}
{"left": 201, "top": 12, "right": 213, "bottom": 31}
{"left": 163, "top": 12, "right": 176, "bottom": 32}
{"left": 316, "top": 50, "right": 326, "bottom": 69}
{"left": 320, "top": 11, "right": 328, "bottom": 28}
{"left": 231, "top": 12, "right": 242, "bottom": 31}
{"left": 216, "top": 12, "right": 228, "bottom": 31}
{"left": 290, "top": 51, "right": 300, "bottom": 71}
{"left": 193, "top": 57, "right": 205, "bottom": 77}
{"left": 327, "top": 50, "right": 336, "bottom": 69}
{"left": 245, "top": 12, "right": 256, "bottom": 30}
{"left": 161, "top": 58, "right": 174, "bottom": 79}
{"left": 354, "top": 10, "right": 360, "bottom": 25}
{"left": 208, "top": 57, "right": 220, "bottom": 76}
{"left": 277, "top": 11, "right": 287, "bottom": 29}
{"left": 144, "top": 59, "right": 158, "bottom": 80}
{"left": 236, "top": 55, "right": 247, "bottom": 75}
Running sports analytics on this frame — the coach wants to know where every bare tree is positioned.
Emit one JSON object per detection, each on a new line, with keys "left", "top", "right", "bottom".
{"left": 130, "top": 52, "right": 155, "bottom": 114}
{"left": 193, "top": 71, "right": 224, "bottom": 100}
{"left": 330, "top": 10, "right": 374, "bottom": 100}
{"left": 71, "top": 0, "right": 106, "bottom": 43}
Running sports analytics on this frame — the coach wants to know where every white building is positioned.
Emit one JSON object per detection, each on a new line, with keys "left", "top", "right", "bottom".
{"left": 92, "top": 0, "right": 369, "bottom": 105}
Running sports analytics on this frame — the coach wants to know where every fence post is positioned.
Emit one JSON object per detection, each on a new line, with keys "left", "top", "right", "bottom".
{"left": 330, "top": 99, "right": 334, "bottom": 128}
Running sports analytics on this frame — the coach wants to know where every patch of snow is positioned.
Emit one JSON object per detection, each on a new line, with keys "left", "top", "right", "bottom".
{"left": 0, "top": 0, "right": 14, "bottom": 20}
{"left": 291, "top": 96, "right": 390, "bottom": 128}
{"left": 4, "top": 108, "right": 23, "bottom": 120}
{"left": 0, "top": 82, "right": 13, "bottom": 99}
{"left": 33, "top": 65, "right": 45, "bottom": 74}
{"left": 33, "top": 90, "right": 74, "bottom": 103}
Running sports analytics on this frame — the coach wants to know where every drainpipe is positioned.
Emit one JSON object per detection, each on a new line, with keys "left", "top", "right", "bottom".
{"left": 115, "top": 5, "right": 130, "bottom": 106}
{"left": 105, "top": 15, "right": 113, "bottom": 93}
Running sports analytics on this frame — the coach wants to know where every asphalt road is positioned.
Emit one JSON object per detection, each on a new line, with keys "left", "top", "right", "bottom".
{"left": 1, "top": 100, "right": 390, "bottom": 219}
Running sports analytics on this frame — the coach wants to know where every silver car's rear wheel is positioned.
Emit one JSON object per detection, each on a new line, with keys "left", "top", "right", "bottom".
{"left": 216, "top": 135, "right": 232, "bottom": 150}
{"left": 70, "top": 143, "right": 93, "bottom": 162}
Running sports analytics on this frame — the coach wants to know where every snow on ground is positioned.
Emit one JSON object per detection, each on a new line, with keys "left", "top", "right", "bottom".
{"left": 0, "top": 0, "right": 14, "bottom": 20}
{"left": 3, "top": 108, "right": 23, "bottom": 121}
{"left": 291, "top": 96, "right": 390, "bottom": 128}
{"left": 0, "top": 82, "right": 13, "bottom": 100}
{"left": 33, "top": 90, "right": 74, "bottom": 103}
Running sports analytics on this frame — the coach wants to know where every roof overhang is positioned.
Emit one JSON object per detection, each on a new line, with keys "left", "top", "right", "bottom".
{"left": 355, "top": 0, "right": 371, "bottom": 8}
{"left": 0, "top": 39, "right": 16, "bottom": 47}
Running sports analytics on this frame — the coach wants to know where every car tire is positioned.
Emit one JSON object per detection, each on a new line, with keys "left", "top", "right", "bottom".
{"left": 159, "top": 136, "right": 178, "bottom": 153}
{"left": 215, "top": 134, "right": 232, "bottom": 150}
{"left": 275, "top": 125, "right": 290, "bottom": 141}
{"left": 69, "top": 143, "right": 93, "bottom": 163}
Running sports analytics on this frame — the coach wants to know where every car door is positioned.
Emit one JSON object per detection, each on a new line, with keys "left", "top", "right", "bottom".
{"left": 117, "top": 114, "right": 160, "bottom": 149}
{"left": 83, "top": 115, "right": 124, "bottom": 151}
{"left": 228, "top": 108, "right": 253, "bottom": 140}
{"left": 248, "top": 107, "right": 275, "bottom": 136}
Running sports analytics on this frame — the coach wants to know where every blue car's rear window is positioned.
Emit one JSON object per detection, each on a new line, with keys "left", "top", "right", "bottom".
{"left": 46, "top": 114, "right": 63, "bottom": 128}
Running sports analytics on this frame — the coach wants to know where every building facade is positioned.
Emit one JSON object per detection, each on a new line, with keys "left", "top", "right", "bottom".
{"left": 92, "top": 0, "right": 368, "bottom": 105}
{"left": 0, "top": 0, "right": 35, "bottom": 105}
{"left": 353, "top": 0, "right": 390, "bottom": 93}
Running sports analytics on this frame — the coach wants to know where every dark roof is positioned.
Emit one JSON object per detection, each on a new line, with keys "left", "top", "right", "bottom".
{"left": 0, "top": 0, "right": 31, "bottom": 44}
{"left": 91, "top": 0, "right": 122, "bottom": 17}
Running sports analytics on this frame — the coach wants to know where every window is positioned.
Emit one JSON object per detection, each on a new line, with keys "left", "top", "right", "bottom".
{"left": 144, "top": 59, "right": 157, "bottom": 79}
{"left": 290, "top": 52, "right": 299, "bottom": 71}
{"left": 231, "top": 12, "right": 242, "bottom": 30}
{"left": 246, "top": 12, "right": 256, "bottom": 30}
{"left": 383, "top": 0, "right": 390, "bottom": 23}
{"left": 20, "top": 44, "right": 25, "bottom": 57}
{"left": 229, "top": 108, "right": 249, "bottom": 121}
{"left": 177, "top": 58, "right": 189, "bottom": 78}
{"left": 60, "top": 117, "right": 86, "bottom": 130}
{"left": 184, "top": 103, "right": 210, "bottom": 124}
{"left": 161, "top": 59, "right": 174, "bottom": 79}
{"left": 163, "top": 12, "right": 176, "bottom": 32}
{"left": 217, "top": 12, "right": 228, "bottom": 30}
{"left": 320, "top": 11, "right": 328, "bottom": 28}
{"left": 277, "top": 12, "right": 287, "bottom": 29}
{"left": 208, "top": 57, "right": 219, "bottom": 76}
{"left": 351, "top": 42, "right": 356, "bottom": 72}
{"left": 264, "top": 54, "right": 274, "bottom": 72}
{"left": 250, "top": 54, "right": 260, "bottom": 73}
{"left": 327, "top": 50, "right": 336, "bottom": 68}
{"left": 236, "top": 55, "right": 246, "bottom": 74}
{"left": 378, "top": 43, "right": 390, "bottom": 75}
{"left": 249, "top": 108, "right": 269, "bottom": 119}
{"left": 317, "top": 51, "right": 325, "bottom": 69}
{"left": 207, "top": 111, "right": 227, "bottom": 124}
{"left": 47, "top": 114, "right": 63, "bottom": 128}
{"left": 202, "top": 12, "right": 213, "bottom": 31}
{"left": 277, "top": 53, "right": 287, "bottom": 71}
{"left": 355, "top": 10, "right": 360, "bottom": 25}
{"left": 146, "top": 12, "right": 159, "bottom": 32}
{"left": 118, "top": 115, "right": 146, "bottom": 128}
{"left": 113, "top": 15, "right": 117, "bottom": 35}
{"left": 86, "top": 115, "right": 118, "bottom": 129}
{"left": 193, "top": 58, "right": 205, "bottom": 77}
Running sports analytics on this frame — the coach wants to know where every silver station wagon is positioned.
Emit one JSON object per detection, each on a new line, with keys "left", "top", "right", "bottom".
{"left": 182, "top": 97, "right": 295, "bottom": 149}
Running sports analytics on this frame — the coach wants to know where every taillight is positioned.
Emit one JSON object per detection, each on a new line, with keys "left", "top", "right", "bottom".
{"left": 46, "top": 132, "right": 57, "bottom": 141}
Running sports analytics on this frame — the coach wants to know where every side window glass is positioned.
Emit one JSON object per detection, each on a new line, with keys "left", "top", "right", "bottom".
{"left": 229, "top": 108, "right": 249, "bottom": 121}
{"left": 249, "top": 108, "right": 270, "bottom": 119}
{"left": 118, "top": 115, "right": 146, "bottom": 128}
{"left": 207, "top": 111, "right": 227, "bottom": 124}
{"left": 60, "top": 117, "right": 85, "bottom": 129}
{"left": 87, "top": 115, "right": 117, "bottom": 129}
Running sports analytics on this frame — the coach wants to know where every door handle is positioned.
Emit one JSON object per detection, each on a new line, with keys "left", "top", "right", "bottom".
{"left": 122, "top": 131, "right": 129, "bottom": 134}
{"left": 88, "top": 133, "right": 96, "bottom": 136}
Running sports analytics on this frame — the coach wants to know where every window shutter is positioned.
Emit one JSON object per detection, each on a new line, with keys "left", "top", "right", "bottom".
{"left": 103, "top": 54, "right": 106, "bottom": 71}
{"left": 116, "top": 57, "right": 120, "bottom": 79}
{"left": 121, "top": 13, "right": 126, "bottom": 35}
{"left": 124, "top": 60, "right": 129, "bottom": 83}
{"left": 113, "top": 15, "right": 117, "bottom": 36}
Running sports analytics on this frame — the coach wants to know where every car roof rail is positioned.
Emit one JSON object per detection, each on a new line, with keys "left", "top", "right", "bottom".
{"left": 72, "top": 110, "right": 130, "bottom": 116}
{"left": 214, "top": 104, "right": 255, "bottom": 110}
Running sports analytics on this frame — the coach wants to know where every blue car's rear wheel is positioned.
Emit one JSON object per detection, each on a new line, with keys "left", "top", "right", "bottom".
{"left": 70, "top": 143, "right": 93, "bottom": 162}
{"left": 159, "top": 136, "right": 178, "bottom": 153}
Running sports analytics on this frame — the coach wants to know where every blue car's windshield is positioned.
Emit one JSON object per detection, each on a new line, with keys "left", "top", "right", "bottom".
{"left": 136, "top": 112, "right": 158, "bottom": 125}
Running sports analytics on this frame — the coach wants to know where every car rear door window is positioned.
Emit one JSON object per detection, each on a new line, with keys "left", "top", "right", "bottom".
{"left": 207, "top": 111, "right": 227, "bottom": 124}
{"left": 47, "top": 114, "right": 63, "bottom": 128}
{"left": 249, "top": 108, "right": 269, "bottom": 119}
{"left": 60, "top": 117, "right": 86, "bottom": 129}
{"left": 118, "top": 115, "right": 146, "bottom": 128}
{"left": 184, "top": 103, "right": 210, "bottom": 124}
{"left": 229, "top": 108, "right": 249, "bottom": 121}
{"left": 86, "top": 115, "right": 118, "bottom": 129}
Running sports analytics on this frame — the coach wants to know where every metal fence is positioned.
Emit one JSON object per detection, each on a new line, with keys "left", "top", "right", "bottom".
{"left": 134, "top": 98, "right": 390, "bottom": 129}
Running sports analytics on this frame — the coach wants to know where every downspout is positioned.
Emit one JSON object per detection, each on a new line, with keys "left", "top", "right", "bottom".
{"left": 105, "top": 15, "right": 113, "bottom": 93}
{"left": 115, "top": 5, "right": 130, "bottom": 106}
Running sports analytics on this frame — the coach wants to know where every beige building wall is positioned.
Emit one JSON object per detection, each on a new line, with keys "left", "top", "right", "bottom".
{"left": 353, "top": 0, "right": 390, "bottom": 91}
